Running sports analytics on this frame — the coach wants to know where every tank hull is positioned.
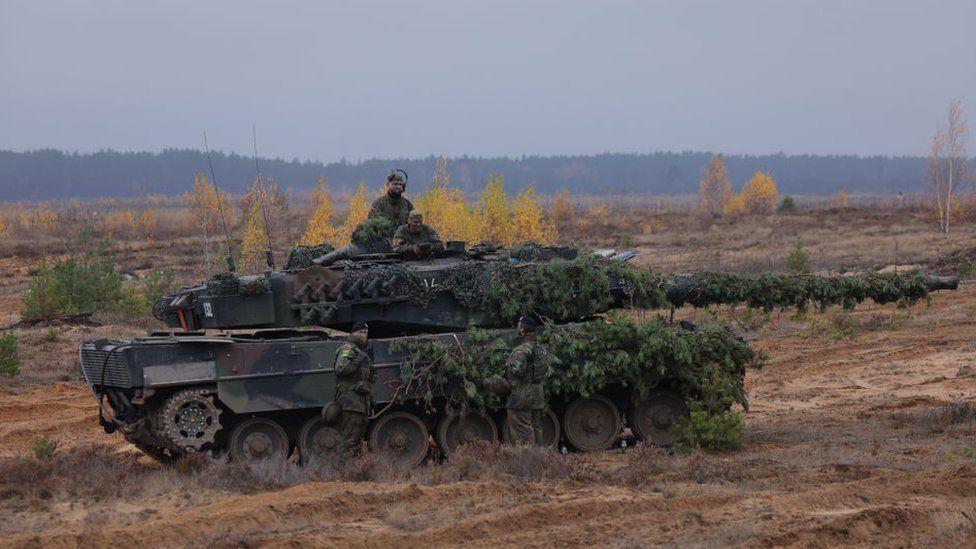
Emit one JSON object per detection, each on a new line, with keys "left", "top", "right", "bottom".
{"left": 80, "top": 326, "right": 701, "bottom": 462}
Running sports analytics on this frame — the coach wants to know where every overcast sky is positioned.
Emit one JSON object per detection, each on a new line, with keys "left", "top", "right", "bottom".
{"left": 1, "top": 1, "right": 974, "bottom": 162}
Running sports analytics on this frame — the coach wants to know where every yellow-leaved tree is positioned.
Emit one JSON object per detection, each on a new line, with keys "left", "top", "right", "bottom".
{"left": 414, "top": 157, "right": 483, "bottom": 243}
{"left": 239, "top": 202, "right": 268, "bottom": 272}
{"left": 478, "top": 175, "right": 511, "bottom": 245}
{"left": 182, "top": 173, "right": 234, "bottom": 272}
{"left": 299, "top": 176, "right": 338, "bottom": 246}
{"left": 0, "top": 216, "right": 6, "bottom": 239}
{"left": 510, "top": 186, "right": 557, "bottom": 244}
{"left": 699, "top": 154, "right": 732, "bottom": 214}
{"left": 138, "top": 208, "right": 158, "bottom": 241}
{"left": 727, "top": 171, "right": 778, "bottom": 215}
{"left": 336, "top": 182, "right": 370, "bottom": 243}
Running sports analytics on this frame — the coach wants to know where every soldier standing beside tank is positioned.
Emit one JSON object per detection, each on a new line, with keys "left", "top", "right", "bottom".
{"left": 392, "top": 210, "right": 444, "bottom": 258}
{"left": 368, "top": 170, "right": 414, "bottom": 231}
{"left": 504, "top": 316, "right": 551, "bottom": 446}
{"left": 333, "top": 321, "right": 375, "bottom": 455}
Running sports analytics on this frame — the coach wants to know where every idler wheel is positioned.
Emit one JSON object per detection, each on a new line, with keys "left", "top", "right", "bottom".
{"left": 435, "top": 411, "right": 498, "bottom": 455}
{"left": 631, "top": 390, "right": 689, "bottom": 446}
{"left": 298, "top": 416, "right": 342, "bottom": 464}
{"left": 563, "top": 395, "right": 621, "bottom": 452}
{"left": 501, "top": 408, "right": 561, "bottom": 449}
{"left": 367, "top": 411, "right": 429, "bottom": 467}
{"left": 229, "top": 417, "right": 289, "bottom": 462}
{"left": 158, "top": 387, "right": 222, "bottom": 452}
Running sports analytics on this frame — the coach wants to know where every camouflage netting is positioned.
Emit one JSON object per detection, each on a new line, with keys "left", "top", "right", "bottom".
{"left": 285, "top": 244, "right": 336, "bottom": 271}
{"left": 237, "top": 275, "right": 271, "bottom": 296}
{"left": 395, "top": 318, "right": 764, "bottom": 414}
{"left": 205, "top": 272, "right": 240, "bottom": 296}
{"left": 202, "top": 272, "right": 271, "bottom": 296}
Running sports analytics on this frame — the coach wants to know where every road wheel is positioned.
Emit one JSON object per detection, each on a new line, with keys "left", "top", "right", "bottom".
{"left": 436, "top": 411, "right": 498, "bottom": 454}
{"left": 228, "top": 417, "right": 289, "bottom": 462}
{"left": 501, "top": 408, "right": 561, "bottom": 449}
{"left": 298, "top": 416, "right": 342, "bottom": 464}
{"left": 631, "top": 390, "right": 689, "bottom": 446}
{"left": 563, "top": 395, "right": 621, "bottom": 452}
{"left": 368, "top": 411, "right": 429, "bottom": 467}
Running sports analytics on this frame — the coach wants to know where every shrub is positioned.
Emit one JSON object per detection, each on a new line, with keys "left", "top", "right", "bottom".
{"left": 41, "top": 326, "right": 59, "bottom": 342}
{"left": 143, "top": 269, "right": 177, "bottom": 309}
{"left": 0, "top": 331, "right": 20, "bottom": 376}
{"left": 785, "top": 238, "right": 811, "bottom": 274}
{"left": 119, "top": 288, "right": 148, "bottom": 318}
{"left": 673, "top": 372, "right": 744, "bottom": 453}
{"left": 21, "top": 246, "right": 124, "bottom": 320}
{"left": 438, "top": 440, "right": 577, "bottom": 482}
{"left": 958, "top": 254, "right": 974, "bottom": 278}
{"left": 32, "top": 436, "right": 57, "bottom": 459}
{"left": 777, "top": 195, "right": 797, "bottom": 213}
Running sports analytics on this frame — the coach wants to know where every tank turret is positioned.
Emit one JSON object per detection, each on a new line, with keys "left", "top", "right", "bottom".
{"left": 153, "top": 240, "right": 958, "bottom": 337}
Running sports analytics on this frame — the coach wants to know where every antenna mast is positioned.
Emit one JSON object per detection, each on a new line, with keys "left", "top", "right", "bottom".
{"left": 252, "top": 124, "right": 276, "bottom": 270}
{"left": 203, "top": 131, "right": 236, "bottom": 273}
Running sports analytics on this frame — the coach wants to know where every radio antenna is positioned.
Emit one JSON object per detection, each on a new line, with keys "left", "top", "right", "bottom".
{"left": 203, "top": 130, "right": 236, "bottom": 272}
{"left": 252, "top": 124, "right": 276, "bottom": 270}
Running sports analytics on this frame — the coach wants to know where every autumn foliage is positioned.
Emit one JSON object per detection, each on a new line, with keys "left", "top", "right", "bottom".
{"left": 299, "top": 177, "right": 338, "bottom": 246}
{"left": 726, "top": 171, "right": 779, "bottom": 215}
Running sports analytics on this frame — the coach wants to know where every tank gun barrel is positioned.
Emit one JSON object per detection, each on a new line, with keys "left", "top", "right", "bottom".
{"left": 925, "top": 275, "right": 958, "bottom": 291}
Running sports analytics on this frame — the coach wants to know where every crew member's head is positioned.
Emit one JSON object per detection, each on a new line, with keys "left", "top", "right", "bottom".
{"left": 408, "top": 210, "right": 423, "bottom": 232}
{"left": 350, "top": 321, "right": 369, "bottom": 344}
{"left": 386, "top": 171, "right": 406, "bottom": 198}
{"left": 517, "top": 315, "right": 539, "bottom": 337}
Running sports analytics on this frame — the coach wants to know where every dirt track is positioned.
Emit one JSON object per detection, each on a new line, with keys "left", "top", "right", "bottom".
{"left": 3, "top": 286, "right": 976, "bottom": 547}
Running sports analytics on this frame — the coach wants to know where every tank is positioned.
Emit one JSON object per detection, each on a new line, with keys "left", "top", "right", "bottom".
{"left": 79, "top": 242, "right": 957, "bottom": 466}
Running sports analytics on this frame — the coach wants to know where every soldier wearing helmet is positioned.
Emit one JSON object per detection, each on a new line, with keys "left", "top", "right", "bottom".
{"left": 503, "top": 315, "right": 551, "bottom": 446}
{"left": 392, "top": 210, "right": 444, "bottom": 258}
{"left": 328, "top": 321, "right": 375, "bottom": 455}
{"left": 368, "top": 170, "right": 414, "bottom": 231}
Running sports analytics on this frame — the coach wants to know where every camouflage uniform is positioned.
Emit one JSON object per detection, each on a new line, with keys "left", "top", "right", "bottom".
{"left": 391, "top": 223, "right": 444, "bottom": 255}
{"left": 368, "top": 194, "right": 414, "bottom": 231}
{"left": 333, "top": 337, "right": 375, "bottom": 454}
{"left": 504, "top": 334, "right": 550, "bottom": 445}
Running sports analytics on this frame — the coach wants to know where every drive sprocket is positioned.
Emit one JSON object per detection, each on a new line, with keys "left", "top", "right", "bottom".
{"left": 157, "top": 388, "right": 223, "bottom": 451}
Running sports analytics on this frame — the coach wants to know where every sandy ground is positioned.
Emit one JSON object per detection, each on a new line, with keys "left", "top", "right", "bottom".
{"left": 2, "top": 282, "right": 976, "bottom": 547}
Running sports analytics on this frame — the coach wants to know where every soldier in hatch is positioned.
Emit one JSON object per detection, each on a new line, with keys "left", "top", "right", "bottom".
{"left": 368, "top": 170, "right": 414, "bottom": 231}
{"left": 392, "top": 210, "right": 444, "bottom": 258}
{"left": 503, "top": 315, "right": 551, "bottom": 446}
{"left": 332, "top": 321, "right": 375, "bottom": 455}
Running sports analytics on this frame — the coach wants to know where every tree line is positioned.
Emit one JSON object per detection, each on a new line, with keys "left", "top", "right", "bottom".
{"left": 0, "top": 148, "right": 934, "bottom": 201}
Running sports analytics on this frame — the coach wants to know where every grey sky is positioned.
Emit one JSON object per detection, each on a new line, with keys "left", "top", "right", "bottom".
{"left": 1, "top": 0, "right": 974, "bottom": 162}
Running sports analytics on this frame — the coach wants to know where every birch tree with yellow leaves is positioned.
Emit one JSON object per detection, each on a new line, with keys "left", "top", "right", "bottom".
{"left": 414, "top": 157, "right": 482, "bottom": 243}
{"left": 183, "top": 173, "right": 234, "bottom": 272}
{"left": 478, "top": 175, "right": 511, "bottom": 245}
{"left": 726, "top": 171, "right": 778, "bottom": 215}
{"left": 336, "top": 182, "right": 370, "bottom": 243}
{"left": 510, "top": 186, "right": 557, "bottom": 244}
{"left": 299, "top": 176, "right": 339, "bottom": 245}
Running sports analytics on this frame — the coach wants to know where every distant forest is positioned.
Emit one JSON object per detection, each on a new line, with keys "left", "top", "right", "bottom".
{"left": 0, "top": 148, "right": 932, "bottom": 201}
